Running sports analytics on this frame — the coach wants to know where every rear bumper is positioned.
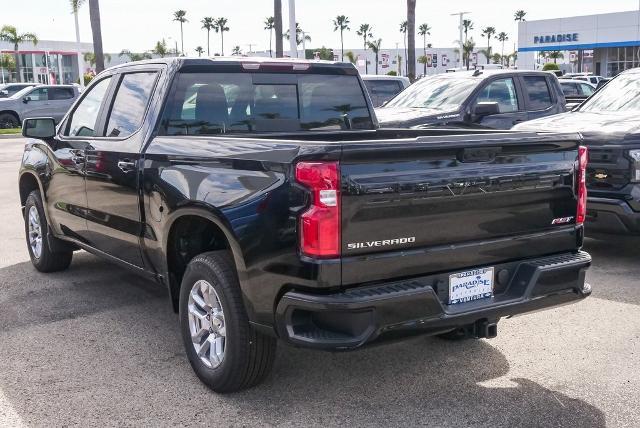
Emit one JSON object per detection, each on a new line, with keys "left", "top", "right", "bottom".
{"left": 275, "top": 251, "right": 591, "bottom": 350}
{"left": 587, "top": 197, "right": 640, "bottom": 234}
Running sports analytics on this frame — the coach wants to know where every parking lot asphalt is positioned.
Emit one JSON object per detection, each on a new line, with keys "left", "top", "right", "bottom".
{"left": 0, "top": 137, "right": 638, "bottom": 427}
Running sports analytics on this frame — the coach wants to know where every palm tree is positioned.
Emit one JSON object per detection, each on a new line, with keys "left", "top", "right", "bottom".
{"left": 514, "top": 10, "right": 527, "bottom": 22}
{"left": 356, "top": 24, "right": 373, "bottom": 73}
{"left": 463, "top": 19, "right": 473, "bottom": 42}
{"left": 83, "top": 51, "right": 111, "bottom": 67}
{"left": 345, "top": 51, "right": 356, "bottom": 64}
{"left": 399, "top": 21, "right": 407, "bottom": 76}
{"left": 406, "top": 0, "right": 417, "bottom": 81}
{"left": 333, "top": 15, "right": 350, "bottom": 62}
{"left": 0, "top": 26, "right": 38, "bottom": 82}
{"left": 264, "top": 17, "right": 275, "bottom": 57}
{"left": 214, "top": 17, "right": 229, "bottom": 56}
{"left": 152, "top": 39, "right": 169, "bottom": 57}
{"left": 481, "top": 26, "right": 496, "bottom": 64}
{"left": 462, "top": 38, "right": 476, "bottom": 69}
{"left": 478, "top": 48, "right": 491, "bottom": 64}
{"left": 173, "top": 10, "right": 188, "bottom": 55}
{"left": 201, "top": 17, "right": 215, "bottom": 56}
{"left": 70, "top": 0, "right": 86, "bottom": 87}
{"left": 194, "top": 46, "right": 204, "bottom": 57}
{"left": 88, "top": 0, "right": 105, "bottom": 72}
{"left": 548, "top": 50, "right": 564, "bottom": 63}
{"left": 418, "top": 23, "right": 431, "bottom": 76}
{"left": 232, "top": 45, "right": 242, "bottom": 56}
{"left": 367, "top": 38, "right": 382, "bottom": 74}
{"left": 496, "top": 32, "right": 508, "bottom": 66}
{"left": 274, "top": 0, "right": 283, "bottom": 57}
{"left": 284, "top": 23, "right": 311, "bottom": 47}
{"left": 119, "top": 50, "right": 150, "bottom": 62}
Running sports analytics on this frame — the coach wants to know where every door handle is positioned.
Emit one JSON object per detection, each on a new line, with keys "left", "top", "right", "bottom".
{"left": 117, "top": 160, "right": 137, "bottom": 173}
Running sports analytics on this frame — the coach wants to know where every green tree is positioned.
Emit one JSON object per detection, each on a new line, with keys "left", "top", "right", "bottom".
{"left": 514, "top": 10, "right": 527, "bottom": 22}
{"left": 232, "top": 45, "right": 242, "bottom": 56}
{"left": 152, "top": 39, "right": 169, "bottom": 57}
{"left": 356, "top": 23, "right": 373, "bottom": 73}
{"left": 83, "top": 51, "right": 111, "bottom": 67}
{"left": 284, "top": 23, "right": 311, "bottom": 46}
{"left": 345, "top": 51, "right": 356, "bottom": 64}
{"left": 491, "top": 53, "right": 501, "bottom": 64}
{"left": 367, "top": 38, "right": 382, "bottom": 74}
{"left": 496, "top": 32, "right": 508, "bottom": 66}
{"left": 481, "top": 26, "right": 496, "bottom": 64}
{"left": 418, "top": 23, "right": 431, "bottom": 76}
{"left": 542, "top": 62, "right": 559, "bottom": 71}
{"left": 201, "top": 17, "right": 215, "bottom": 56}
{"left": 478, "top": 48, "right": 491, "bottom": 64}
{"left": 88, "top": 0, "right": 105, "bottom": 72}
{"left": 399, "top": 20, "right": 407, "bottom": 76}
{"left": 195, "top": 46, "right": 204, "bottom": 57}
{"left": 264, "top": 16, "right": 275, "bottom": 57}
{"left": 173, "top": 10, "right": 188, "bottom": 55}
{"left": 119, "top": 49, "right": 151, "bottom": 62}
{"left": 462, "top": 38, "right": 476, "bottom": 69}
{"left": 70, "top": 0, "right": 86, "bottom": 87}
{"left": 214, "top": 17, "right": 229, "bottom": 56}
{"left": 463, "top": 19, "right": 473, "bottom": 42}
{"left": 547, "top": 50, "right": 564, "bottom": 63}
{"left": 333, "top": 15, "right": 350, "bottom": 62}
{"left": 0, "top": 25, "right": 38, "bottom": 82}
{"left": 406, "top": 0, "right": 417, "bottom": 81}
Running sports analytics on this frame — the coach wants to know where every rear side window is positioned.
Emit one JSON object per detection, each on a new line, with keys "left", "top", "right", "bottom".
{"left": 160, "top": 72, "right": 373, "bottom": 135}
{"left": 66, "top": 77, "right": 112, "bottom": 137}
{"left": 523, "top": 76, "right": 553, "bottom": 110}
{"left": 105, "top": 72, "right": 157, "bottom": 138}
{"left": 560, "top": 82, "right": 580, "bottom": 96}
{"left": 49, "top": 87, "right": 75, "bottom": 100}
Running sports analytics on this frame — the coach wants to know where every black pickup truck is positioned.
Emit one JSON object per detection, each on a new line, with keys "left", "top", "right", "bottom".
{"left": 19, "top": 57, "right": 591, "bottom": 392}
{"left": 514, "top": 67, "right": 640, "bottom": 235}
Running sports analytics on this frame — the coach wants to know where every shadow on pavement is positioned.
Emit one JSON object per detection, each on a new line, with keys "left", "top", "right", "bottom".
{"left": 0, "top": 252, "right": 606, "bottom": 427}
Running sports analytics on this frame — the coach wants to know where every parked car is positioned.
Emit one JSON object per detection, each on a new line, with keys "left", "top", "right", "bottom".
{"left": 514, "top": 67, "right": 640, "bottom": 235}
{"left": 376, "top": 69, "right": 566, "bottom": 130}
{"left": 0, "top": 84, "right": 79, "bottom": 128}
{"left": 361, "top": 74, "right": 410, "bottom": 107}
{"left": 0, "top": 83, "right": 38, "bottom": 98}
{"left": 19, "top": 57, "right": 591, "bottom": 393}
{"left": 559, "top": 79, "right": 596, "bottom": 110}
{"left": 560, "top": 73, "right": 605, "bottom": 85}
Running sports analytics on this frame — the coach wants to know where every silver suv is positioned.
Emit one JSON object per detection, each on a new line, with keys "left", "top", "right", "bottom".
{"left": 0, "top": 85, "right": 79, "bottom": 128}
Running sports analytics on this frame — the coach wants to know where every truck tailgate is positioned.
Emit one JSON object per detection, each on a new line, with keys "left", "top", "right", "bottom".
{"left": 340, "top": 132, "right": 582, "bottom": 285}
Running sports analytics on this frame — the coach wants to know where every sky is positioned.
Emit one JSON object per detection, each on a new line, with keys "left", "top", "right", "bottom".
{"left": 4, "top": 0, "right": 640, "bottom": 55}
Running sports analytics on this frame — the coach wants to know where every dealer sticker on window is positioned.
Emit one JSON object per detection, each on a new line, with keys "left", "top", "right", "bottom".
{"left": 448, "top": 267, "right": 494, "bottom": 305}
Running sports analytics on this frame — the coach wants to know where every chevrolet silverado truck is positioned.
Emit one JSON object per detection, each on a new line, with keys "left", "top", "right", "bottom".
{"left": 19, "top": 57, "right": 591, "bottom": 393}
{"left": 514, "top": 67, "right": 640, "bottom": 235}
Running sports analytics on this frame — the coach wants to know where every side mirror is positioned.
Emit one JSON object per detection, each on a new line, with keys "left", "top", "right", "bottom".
{"left": 473, "top": 102, "right": 500, "bottom": 118}
{"left": 22, "top": 118, "right": 56, "bottom": 139}
{"left": 22, "top": 96, "right": 31, "bottom": 104}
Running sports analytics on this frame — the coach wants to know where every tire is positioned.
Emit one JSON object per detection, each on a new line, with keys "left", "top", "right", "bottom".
{"left": 179, "top": 251, "right": 276, "bottom": 393}
{"left": 0, "top": 112, "right": 19, "bottom": 129}
{"left": 24, "top": 190, "right": 73, "bottom": 272}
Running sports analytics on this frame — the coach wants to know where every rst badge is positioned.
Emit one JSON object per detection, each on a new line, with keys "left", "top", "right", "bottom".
{"left": 551, "top": 216, "right": 574, "bottom": 225}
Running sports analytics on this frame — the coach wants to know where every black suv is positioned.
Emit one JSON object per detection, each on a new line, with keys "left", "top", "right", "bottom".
{"left": 376, "top": 70, "right": 566, "bottom": 129}
{"left": 514, "top": 67, "right": 640, "bottom": 234}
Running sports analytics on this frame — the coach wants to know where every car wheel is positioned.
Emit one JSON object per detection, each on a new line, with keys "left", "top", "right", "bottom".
{"left": 24, "top": 191, "right": 73, "bottom": 272}
{"left": 0, "top": 112, "right": 19, "bottom": 129}
{"left": 179, "top": 251, "right": 276, "bottom": 393}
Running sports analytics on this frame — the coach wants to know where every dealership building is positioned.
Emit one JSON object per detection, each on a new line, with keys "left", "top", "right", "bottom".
{"left": 518, "top": 10, "right": 640, "bottom": 76}
{"left": 0, "top": 39, "right": 93, "bottom": 84}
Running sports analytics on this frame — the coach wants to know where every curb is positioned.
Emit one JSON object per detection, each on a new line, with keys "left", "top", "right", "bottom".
{"left": 0, "top": 134, "right": 22, "bottom": 139}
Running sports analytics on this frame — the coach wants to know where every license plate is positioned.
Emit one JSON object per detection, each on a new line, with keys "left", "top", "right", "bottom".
{"left": 448, "top": 267, "right": 494, "bottom": 305}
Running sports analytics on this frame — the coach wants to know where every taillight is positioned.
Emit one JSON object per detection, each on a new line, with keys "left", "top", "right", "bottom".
{"left": 295, "top": 161, "right": 340, "bottom": 258}
{"left": 576, "top": 146, "right": 588, "bottom": 225}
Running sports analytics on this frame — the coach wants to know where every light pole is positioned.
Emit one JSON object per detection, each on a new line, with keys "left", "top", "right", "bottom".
{"left": 288, "top": 0, "right": 297, "bottom": 57}
{"left": 451, "top": 11, "right": 470, "bottom": 69}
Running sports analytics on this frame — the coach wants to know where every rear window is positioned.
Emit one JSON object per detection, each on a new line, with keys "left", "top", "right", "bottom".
{"left": 160, "top": 72, "right": 373, "bottom": 135}
{"left": 523, "top": 76, "right": 553, "bottom": 109}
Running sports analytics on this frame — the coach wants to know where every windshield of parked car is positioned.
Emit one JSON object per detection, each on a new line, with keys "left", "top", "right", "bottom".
{"left": 160, "top": 72, "right": 374, "bottom": 135}
{"left": 579, "top": 73, "right": 640, "bottom": 113}
{"left": 384, "top": 76, "right": 478, "bottom": 111}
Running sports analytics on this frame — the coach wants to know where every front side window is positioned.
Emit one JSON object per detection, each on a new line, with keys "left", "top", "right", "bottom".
{"left": 105, "top": 72, "right": 157, "bottom": 138}
{"left": 27, "top": 88, "right": 49, "bottom": 101}
{"left": 523, "top": 76, "right": 553, "bottom": 110}
{"left": 65, "top": 77, "right": 112, "bottom": 137}
{"left": 476, "top": 78, "right": 519, "bottom": 113}
{"left": 160, "top": 72, "right": 373, "bottom": 135}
